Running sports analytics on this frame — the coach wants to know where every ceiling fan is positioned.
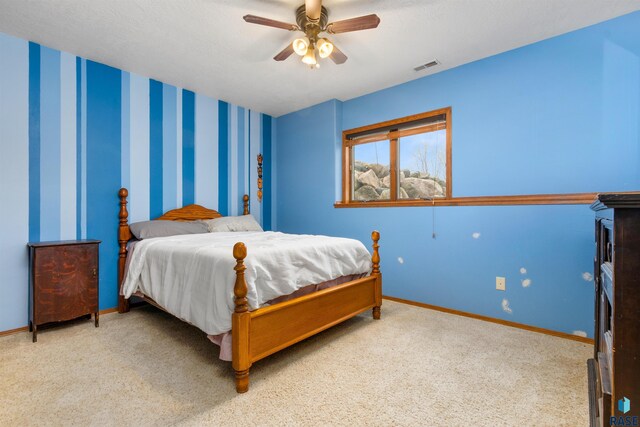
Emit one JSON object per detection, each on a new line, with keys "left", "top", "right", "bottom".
{"left": 243, "top": 0, "right": 380, "bottom": 68}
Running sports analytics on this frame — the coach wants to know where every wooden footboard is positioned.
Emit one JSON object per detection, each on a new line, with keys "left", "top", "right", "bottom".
{"left": 232, "top": 231, "right": 382, "bottom": 393}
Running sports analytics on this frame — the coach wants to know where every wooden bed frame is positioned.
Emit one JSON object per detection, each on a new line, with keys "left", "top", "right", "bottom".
{"left": 116, "top": 188, "right": 382, "bottom": 393}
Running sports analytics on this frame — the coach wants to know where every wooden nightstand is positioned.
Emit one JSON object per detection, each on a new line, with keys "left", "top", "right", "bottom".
{"left": 27, "top": 240, "right": 101, "bottom": 342}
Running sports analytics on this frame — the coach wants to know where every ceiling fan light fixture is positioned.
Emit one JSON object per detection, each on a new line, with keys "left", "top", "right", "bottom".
{"left": 302, "top": 47, "right": 317, "bottom": 65}
{"left": 292, "top": 37, "right": 310, "bottom": 56}
{"left": 316, "top": 38, "right": 333, "bottom": 59}
{"left": 243, "top": 1, "right": 380, "bottom": 67}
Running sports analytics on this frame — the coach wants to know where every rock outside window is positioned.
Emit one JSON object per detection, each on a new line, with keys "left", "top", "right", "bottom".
{"left": 341, "top": 108, "right": 452, "bottom": 205}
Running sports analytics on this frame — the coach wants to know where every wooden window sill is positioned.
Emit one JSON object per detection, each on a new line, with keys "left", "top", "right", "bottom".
{"left": 334, "top": 192, "right": 600, "bottom": 208}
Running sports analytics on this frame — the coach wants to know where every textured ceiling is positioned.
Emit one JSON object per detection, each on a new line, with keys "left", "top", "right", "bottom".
{"left": 1, "top": 0, "right": 639, "bottom": 116}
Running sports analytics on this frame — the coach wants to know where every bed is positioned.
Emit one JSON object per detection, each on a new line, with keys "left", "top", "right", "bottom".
{"left": 116, "top": 188, "right": 382, "bottom": 393}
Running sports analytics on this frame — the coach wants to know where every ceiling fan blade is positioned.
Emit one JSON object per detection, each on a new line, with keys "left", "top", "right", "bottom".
{"left": 326, "top": 14, "right": 380, "bottom": 34}
{"left": 274, "top": 43, "right": 295, "bottom": 61}
{"left": 305, "top": 0, "right": 322, "bottom": 20}
{"left": 243, "top": 15, "right": 299, "bottom": 31}
{"left": 329, "top": 44, "right": 348, "bottom": 64}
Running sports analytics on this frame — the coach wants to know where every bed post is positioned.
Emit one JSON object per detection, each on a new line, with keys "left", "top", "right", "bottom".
{"left": 118, "top": 188, "right": 131, "bottom": 313}
{"left": 371, "top": 231, "right": 382, "bottom": 320}
{"left": 243, "top": 194, "right": 249, "bottom": 215}
{"left": 232, "top": 242, "right": 251, "bottom": 393}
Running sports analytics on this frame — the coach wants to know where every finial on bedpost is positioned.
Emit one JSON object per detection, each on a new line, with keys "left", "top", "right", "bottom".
{"left": 118, "top": 188, "right": 131, "bottom": 313}
{"left": 371, "top": 230, "right": 380, "bottom": 275}
{"left": 233, "top": 242, "right": 248, "bottom": 313}
{"left": 371, "top": 230, "right": 382, "bottom": 320}
{"left": 119, "top": 188, "right": 129, "bottom": 224}
{"left": 243, "top": 195, "right": 249, "bottom": 215}
{"left": 257, "top": 154, "right": 263, "bottom": 203}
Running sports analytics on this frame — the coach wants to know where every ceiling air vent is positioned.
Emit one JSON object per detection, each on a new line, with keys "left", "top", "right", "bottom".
{"left": 414, "top": 60, "right": 440, "bottom": 72}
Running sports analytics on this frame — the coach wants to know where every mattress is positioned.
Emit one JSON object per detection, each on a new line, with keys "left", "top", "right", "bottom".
{"left": 121, "top": 231, "right": 372, "bottom": 335}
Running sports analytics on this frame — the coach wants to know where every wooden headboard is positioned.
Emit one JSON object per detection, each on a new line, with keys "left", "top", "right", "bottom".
{"left": 117, "top": 187, "right": 249, "bottom": 313}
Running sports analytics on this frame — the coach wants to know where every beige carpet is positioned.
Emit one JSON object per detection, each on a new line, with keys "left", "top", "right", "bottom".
{"left": 0, "top": 301, "right": 590, "bottom": 426}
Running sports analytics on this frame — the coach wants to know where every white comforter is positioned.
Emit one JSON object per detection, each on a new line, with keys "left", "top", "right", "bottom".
{"left": 122, "top": 231, "right": 372, "bottom": 335}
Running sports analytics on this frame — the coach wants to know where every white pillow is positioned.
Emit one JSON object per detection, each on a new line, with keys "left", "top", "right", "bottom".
{"left": 201, "top": 215, "right": 264, "bottom": 232}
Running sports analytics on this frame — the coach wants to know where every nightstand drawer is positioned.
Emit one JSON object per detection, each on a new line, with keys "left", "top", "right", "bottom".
{"left": 33, "top": 244, "right": 98, "bottom": 324}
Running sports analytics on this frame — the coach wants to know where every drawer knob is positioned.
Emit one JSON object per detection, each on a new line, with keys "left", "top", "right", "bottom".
{"left": 92, "top": 268, "right": 97, "bottom": 278}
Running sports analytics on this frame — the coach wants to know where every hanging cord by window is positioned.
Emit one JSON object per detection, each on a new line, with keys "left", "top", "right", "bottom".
{"left": 421, "top": 196, "right": 437, "bottom": 239}
{"left": 432, "top": 198, "right": 436, "bottom": 239}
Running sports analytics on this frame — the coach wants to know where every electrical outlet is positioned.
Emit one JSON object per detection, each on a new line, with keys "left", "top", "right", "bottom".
{"left": 496, "top": 277, "right": 506, "bottom": 291}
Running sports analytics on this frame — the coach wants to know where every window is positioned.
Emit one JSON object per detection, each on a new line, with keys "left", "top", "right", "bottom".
{"left": 342, "top": 108, "right": 451, "bottom": 204}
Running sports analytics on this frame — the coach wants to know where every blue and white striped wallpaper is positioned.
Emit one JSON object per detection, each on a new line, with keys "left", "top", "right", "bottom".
{"left": 0, "top": 32, "right": 273, "bottom": 332}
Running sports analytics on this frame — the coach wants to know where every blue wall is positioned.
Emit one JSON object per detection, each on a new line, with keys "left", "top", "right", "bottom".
{"left": 0, "top": 32, "right": 273, "bottom": 332}
{"left": 274, "top": 12, "right": 640, "bottom": 337}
